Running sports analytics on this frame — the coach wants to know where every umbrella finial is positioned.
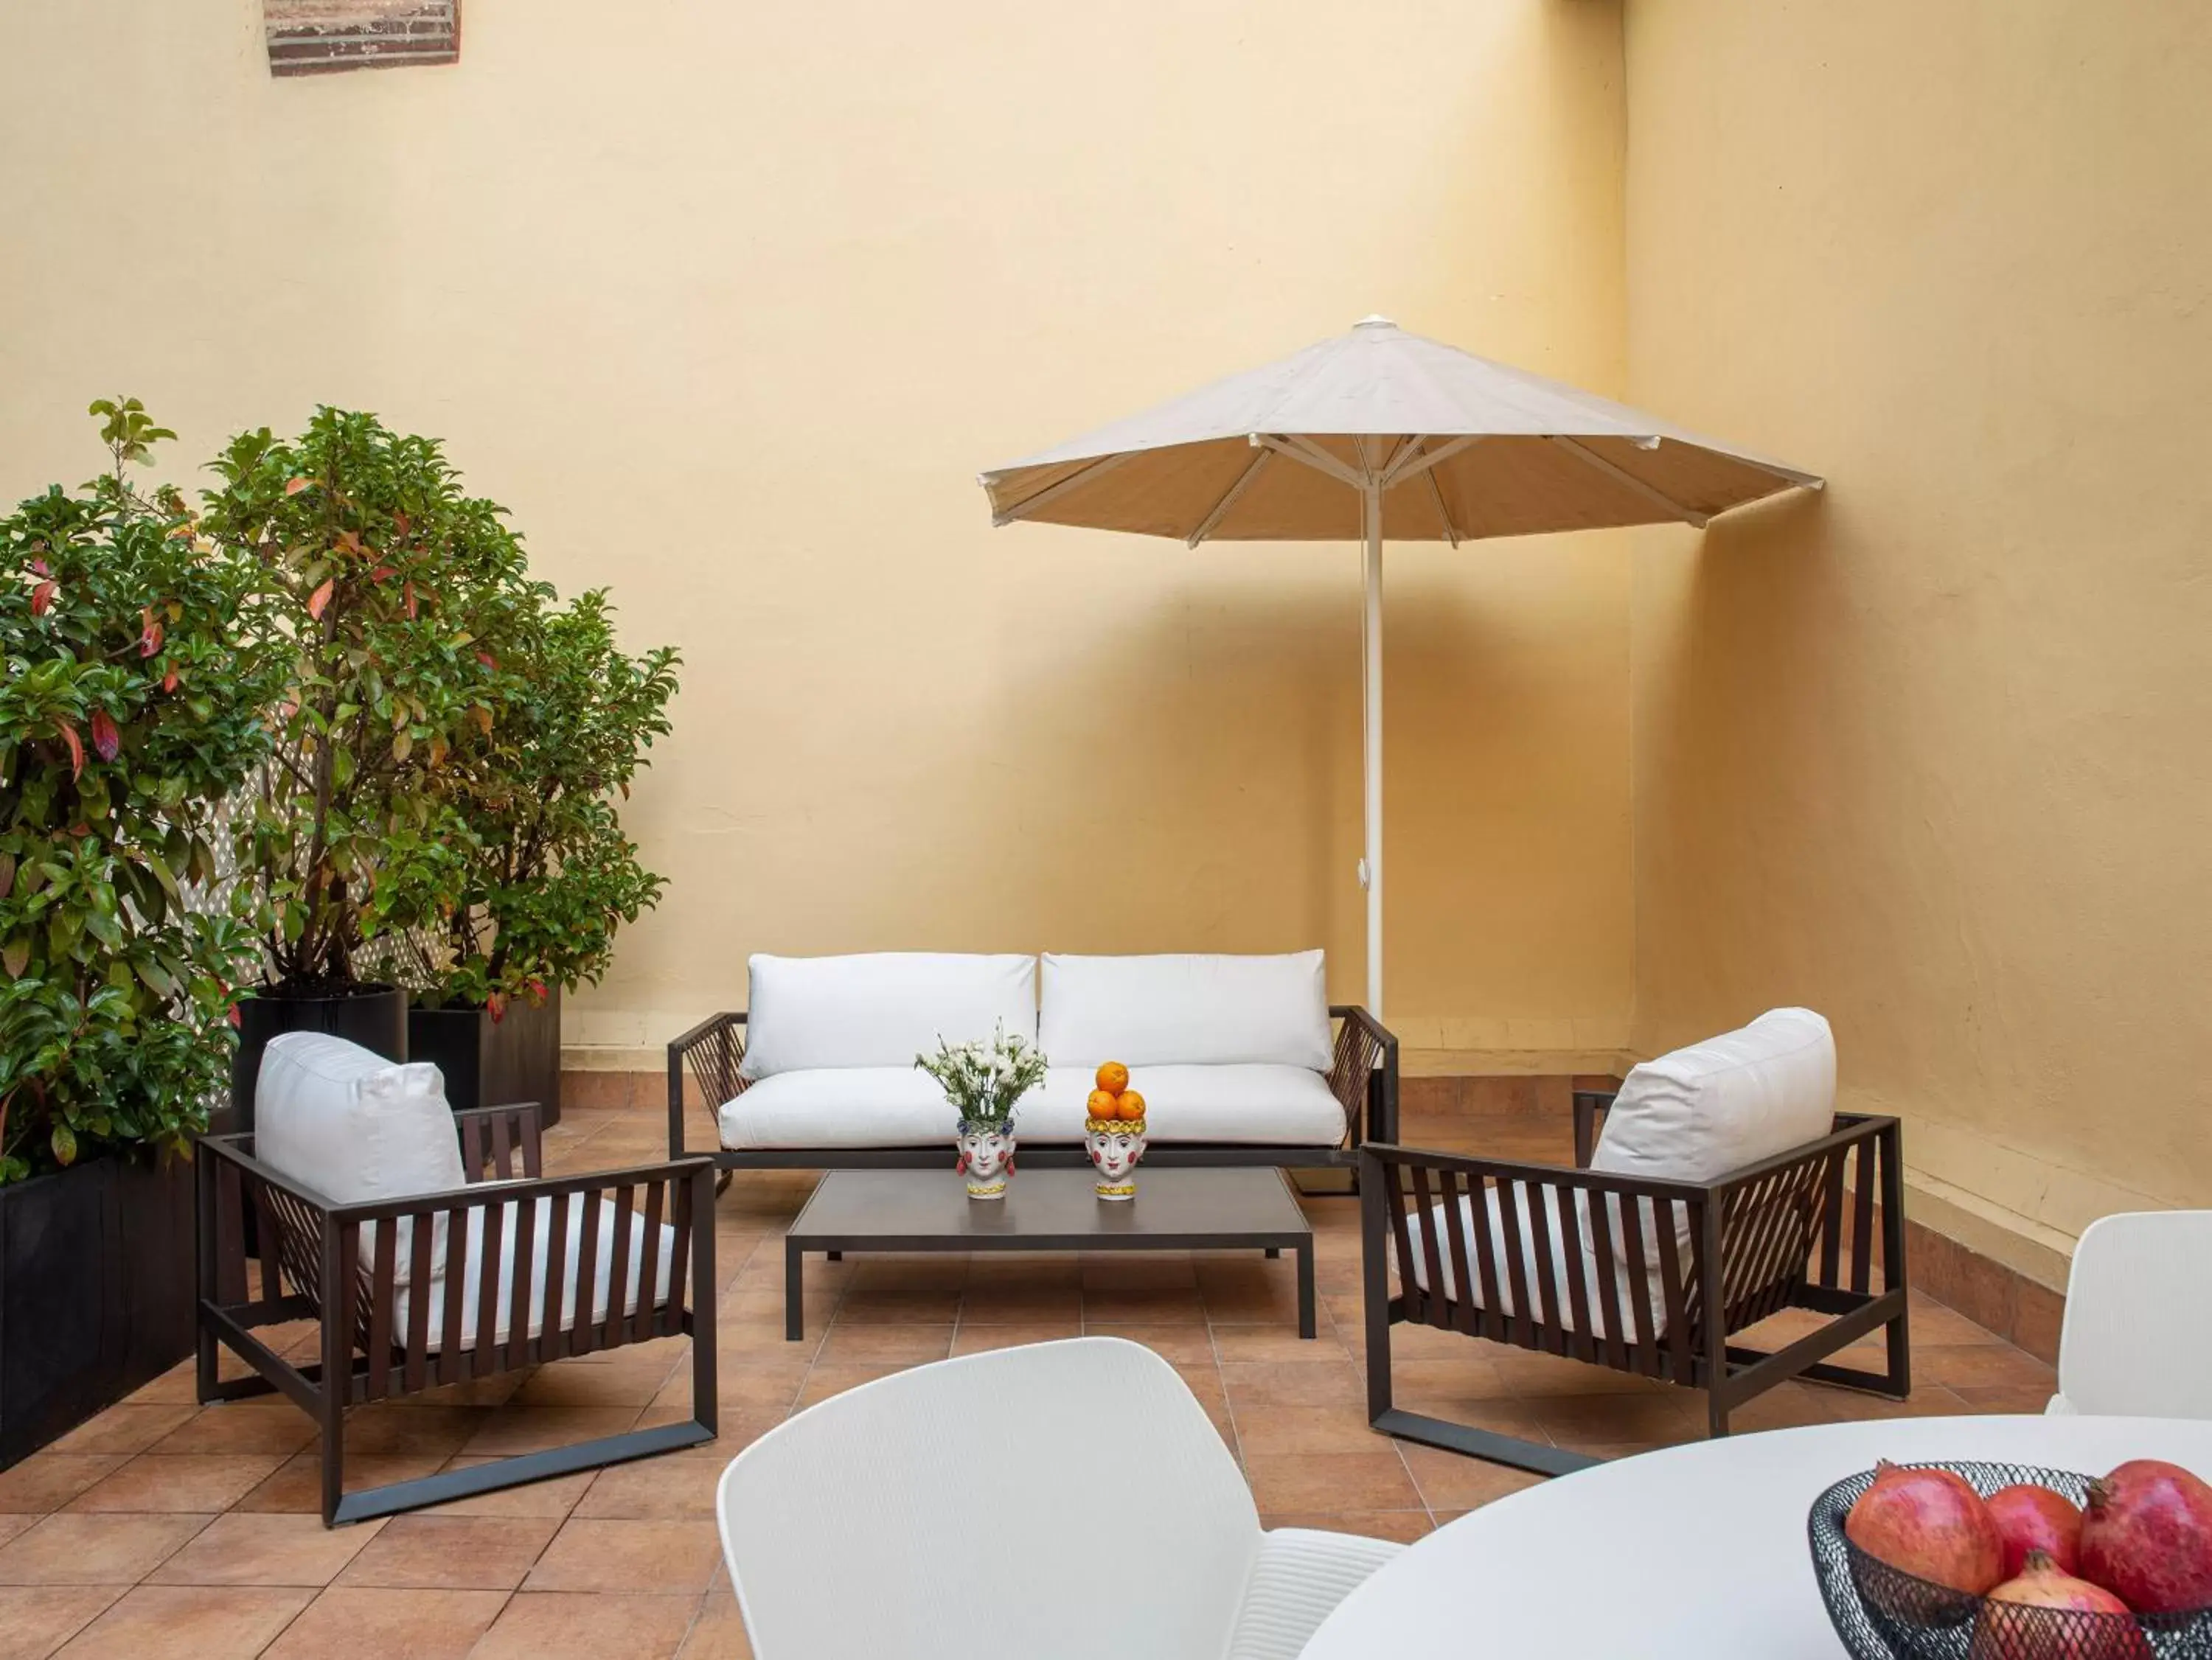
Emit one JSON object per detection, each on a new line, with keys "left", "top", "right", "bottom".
{"left": 1353, "top": 313, "right": 1397, "bottom": 330}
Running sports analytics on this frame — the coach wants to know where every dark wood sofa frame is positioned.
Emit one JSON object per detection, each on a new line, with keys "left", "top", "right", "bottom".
{"left": 1362, "top": 1091, "right": 1910, "bottom": 1478}
{"left": 669, "top": 1005, "right": 1397, "bottom": 1173}
{"left": 196, "top": 1103, "right": 718, "bottom": 1526}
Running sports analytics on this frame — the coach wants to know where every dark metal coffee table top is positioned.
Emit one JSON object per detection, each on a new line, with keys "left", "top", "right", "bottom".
{"left": 788, "top": 1167, "right": 1312, "bottom": 1249}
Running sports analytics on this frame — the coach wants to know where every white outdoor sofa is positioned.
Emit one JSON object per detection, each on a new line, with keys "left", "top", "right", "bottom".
{"left": 669, "top": 950, "right": 1396, "bottom": 1173}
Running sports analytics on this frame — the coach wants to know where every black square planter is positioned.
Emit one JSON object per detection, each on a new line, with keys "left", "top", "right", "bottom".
{"left": 0, "top": 1153, "right": 196, "bottom": 1469}
{"left": 408, "top": 988, "right": 561, "bottom": 1126}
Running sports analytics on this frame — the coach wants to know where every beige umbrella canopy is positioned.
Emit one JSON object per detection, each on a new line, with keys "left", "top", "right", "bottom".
{"left": 981, "top": 316, "right": 1821, "bottom": 1013}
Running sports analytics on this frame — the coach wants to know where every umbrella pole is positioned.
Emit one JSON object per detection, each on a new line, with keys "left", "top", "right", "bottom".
{"left": 1362, "top": 480, "right": 1383, "bottom": 1016}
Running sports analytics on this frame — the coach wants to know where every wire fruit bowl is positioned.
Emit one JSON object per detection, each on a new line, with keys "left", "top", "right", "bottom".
{"left": 1808, "top": 1460, "right": 2212, "bottom": 1660}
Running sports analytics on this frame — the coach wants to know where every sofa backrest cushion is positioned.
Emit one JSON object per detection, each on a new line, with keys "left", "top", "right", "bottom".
{"left": 1590, "top": 1007, "right": 1837, "bottom": 1187}
{"left": 739, "top": 952, "right": 1038, "bottom": 1079}
{"left": 1037, "top": 951, "right": 1332, "bottom": 1071}
{"left": 255, "top": 1031, "right": 466, "bottom": 1204}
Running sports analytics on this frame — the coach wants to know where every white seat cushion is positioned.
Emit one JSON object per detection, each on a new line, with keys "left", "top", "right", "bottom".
{"left": 392, "top": 1193, "right": 677, "bottom": 1352}
{"left": 254, "top": 1031, "right": 467, "bottom": 1300}
{"left": 1402, "top": 1189, "right": 1657, "bottom": 1341}
{"left": 1038, "top": 952, "right": 1332, "bottom": 1070}
{"left": 739, "top": 952, "right": 1037, "bottom": 1080}
{"left": 717, "top": 1064, "right": 1347, "bottom": 1150}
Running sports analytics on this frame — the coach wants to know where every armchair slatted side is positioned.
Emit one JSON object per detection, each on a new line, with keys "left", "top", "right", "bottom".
{"left": 1362, "top": 1112, "right": 1910, "bottom": 1479}
{"left": 198, "top": 1103, "right": 719, "bottom": 1526}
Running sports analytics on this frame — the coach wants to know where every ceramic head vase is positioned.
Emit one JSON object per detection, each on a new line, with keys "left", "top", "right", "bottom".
{"left": 1085, "top": 1112, "right": 1148, "bottom": 1201}
{"left": 955, "top": 1119, "right": 1016, "bottom": 1199}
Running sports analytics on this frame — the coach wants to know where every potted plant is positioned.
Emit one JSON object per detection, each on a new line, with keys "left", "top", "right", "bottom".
{"left": 0, "top": 401, "right": 283, "bottom": 1464}
{"left": 198, "top": 409, "right": 537, "bottom": 1129}
{"left": 397, "top": 588, "right": 678, "bottom": 1125}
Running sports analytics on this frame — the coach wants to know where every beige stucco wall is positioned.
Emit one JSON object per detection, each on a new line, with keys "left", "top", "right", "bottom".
{"left": 0, "top": 1, "right": 1634, "bottom": 1073}
{"left": 1622, "top": 1, "right": 2212, "bottom": 1284}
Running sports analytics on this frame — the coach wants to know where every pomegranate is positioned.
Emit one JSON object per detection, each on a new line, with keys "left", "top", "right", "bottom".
{"left": 1986, "top": 1483, "right": 2084, "bottom": 1577}
{"left": 1970, "top": 1551, "right": 2148, "bottom": 1660}
{"left": 1846, "top": 1460, "right": 2004, "bottom": 1595}
{"left": 2080, "top": 1460, "right": 2212, "bottom": 1614}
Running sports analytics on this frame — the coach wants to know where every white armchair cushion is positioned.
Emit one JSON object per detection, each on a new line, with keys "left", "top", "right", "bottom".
{"left": 739, "top": 952, "right": 1037, "bottom": 1079}
{"left": 392, "top": 1192, "right": 677, "bottom": 1351}
{"left": 1037, "top": 952, "right": 1331, "bottom": 1070}
{"left": 254, "top": 1031, "right": 467, "bottom": 1300}
{"left": 1589, "top": 1007, "right": 1836, "bottom": 1185}
{"left": 1402, "top": 1188, "right": 1642, "bottom": 1340}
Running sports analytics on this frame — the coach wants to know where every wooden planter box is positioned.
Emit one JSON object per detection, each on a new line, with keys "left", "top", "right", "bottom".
{"left": 408, "top": 988, "right": 561, "bottom": 1127}
{"left": 223, "top": 983, "right": 409, "bottom": 1138}
{"left": 0, "top": 1153, "right": 195, "bottom": 1468}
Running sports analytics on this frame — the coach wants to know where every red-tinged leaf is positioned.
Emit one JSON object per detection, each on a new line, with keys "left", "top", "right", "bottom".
{"left": 161, "top": 668, "right": 179, "bottom": 693}
{"left": 370, "top": 565, "right": 397, "bottom": 582}
{"left": 404, "top": 581, "right": 418, "bottom": 620}
{"left": 227, "top": 1002, "right": 242, "bottom": 1028}
{"left": 393, "top": 512, "right": 411, "bottom": 535}
{"left": 307, "top": 577, "right": 335, "bottom": 621}
{"left": 90, "top": 709, "right": 119, "bottom": 761}
{"left": 285, "top": 476, "right": 312, "bottom": 495}
{"left": 56, "top": 720, "right": 83, "bottom": 779}
{"left": 139, "top": 608, "right": 164, "bottom": 657}
{"left": 476, "top": 651, "right": 496, "bottom": 671}
{"left": 529, "top": 977, "right": 549, "bottom": 1004}
{"left": 29, "top": 557, "right": 49, "bottom": 576}
{"left": 487, "top": 992, "right": 507, "bottom": 1024}
{"left": 30, "top": 580, "right": 56, "bottom": 616}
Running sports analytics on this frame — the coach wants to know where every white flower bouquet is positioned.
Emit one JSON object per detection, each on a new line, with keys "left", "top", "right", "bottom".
{"left": 915, "top": 1022, "right": 1046, "bottom": 1129}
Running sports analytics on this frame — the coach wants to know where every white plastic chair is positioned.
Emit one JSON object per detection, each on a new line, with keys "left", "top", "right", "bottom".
{"left": 2046, "top": 1210, "right": 2212, "bottom": 1418}
{"left": 715, "top": 1336, "right": 1402, "bottom": 1660}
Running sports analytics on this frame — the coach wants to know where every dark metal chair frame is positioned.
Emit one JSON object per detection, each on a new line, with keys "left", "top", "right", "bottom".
{"left": 1362, "top": 1091, "right": 1910, "bottom": 1478}
{"left": 669, "top": 1005, "right": 1397, "bottom": 1173}
{"left": 196, "top": 1102, "right": 718, "bottom": 1526}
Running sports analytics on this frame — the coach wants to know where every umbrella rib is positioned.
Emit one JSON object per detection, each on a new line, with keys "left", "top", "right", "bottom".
{"left": 1253, "top": 433, "right": 1366, "bottom": 490}
{"left": 1186, "top": 448, "right": 1273, "bottom": 548}
{"left": 1382, "top": 433, "right": 1483, "bottom": 489}
{"left": 991, "top": 452, "right": 1135, "bottom": 527}
{"left": 1424, "top": 467, "right": 1463, "bottom": 547}
{"left": 1547, "top": 436, "right": 1709, "bottom": 529}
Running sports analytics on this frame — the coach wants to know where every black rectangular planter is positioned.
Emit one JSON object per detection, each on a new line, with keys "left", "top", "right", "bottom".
{"left": 0, "top": 1152, "right": 196, "bottom": 1469}
{"left": 408, "top": 988, "right": 561, "bottom": 1127}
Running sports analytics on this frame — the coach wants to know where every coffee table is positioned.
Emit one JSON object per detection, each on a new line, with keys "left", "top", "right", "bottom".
{"left": 784, "top": 1168, "right": 1316, "bottom": 1340}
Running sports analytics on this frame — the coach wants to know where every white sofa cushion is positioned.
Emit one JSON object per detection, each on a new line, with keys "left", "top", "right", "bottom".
{"left": 1590, "top": 1007, "right": 1836, "bottom": 1187}
{"left": 1402, "top": 1188, "right": 1641, "bottom": 1340}
{"left": 717, "top": 1063, "right": 1346, "bottom": 1150}
{"left": 1037, "top": 952, "right": 1332, "bottom": 1070}
{"left": 739, "top": 952, "right": 1037, "bottom": 1080}
{"left": 392, "top": 1193, "right": 676, "bottom": 1352}
{"left": 254, "top": 1031, "right": 466, "bottom": 1302}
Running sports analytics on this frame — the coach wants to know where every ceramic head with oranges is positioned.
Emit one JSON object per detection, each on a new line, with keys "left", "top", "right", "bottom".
{"left": 1085, "top": 1061, "right": 1148, "bottom": 1200}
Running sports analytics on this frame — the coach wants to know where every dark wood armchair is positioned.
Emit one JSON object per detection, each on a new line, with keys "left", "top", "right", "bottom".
{"left": 1360, "top": 1095, "right": 1910, "bottom": 1477}
{"left": 196, "top": 1103, "right": 718, "bottom": 1525}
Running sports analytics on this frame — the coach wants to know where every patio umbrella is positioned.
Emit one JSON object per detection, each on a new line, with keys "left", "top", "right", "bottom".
{"left": 978, "top": 316, "right": 1821, "bottom": 1015}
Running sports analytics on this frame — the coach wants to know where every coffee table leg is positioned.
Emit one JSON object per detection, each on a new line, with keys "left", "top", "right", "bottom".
{"left": 785, "top": 1240, "right": 804, "bottom": 1341}
{"left": 1265, "top": 1247, "right": 1280, "bottom": 1258}
{"left": 1296, "top": 1242, "right": 1315, "bottom": 1339}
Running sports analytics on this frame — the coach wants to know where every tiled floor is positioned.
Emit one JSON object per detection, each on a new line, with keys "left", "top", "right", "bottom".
{"left": 0, "top": 1101, "right": 2059, "bottom": 1657}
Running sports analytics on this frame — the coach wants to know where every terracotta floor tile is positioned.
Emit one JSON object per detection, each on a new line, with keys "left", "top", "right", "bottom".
{"left": 1912, "top": 1344, "right": 2058, "bottom": 1390}
{"left": 52, "top": 1585, "right": 311, "bottom": 1659}
{"left": 841, "top": 1258, "right": 970, "bottom": 1291}
{"left": 147, "top": 1405, "right": 318, "bottom": 1459}
{"left": 234, "top": 1451, "right": 450, "bottom": 1515}
{"left": 0, "top": 1586, "right": 125, "bottom": 1660}
{"left": 1259, "top": 1510, "right": 1433, "bottom": 1544}
{"left": 122, "top": 1365, "right": 202, "bottom": 1406}
{"left": 0, "top": 1513, "right": 211, "bottom": 1584}
{"left": 1209, "top": 1327, "right": 1346, "bottom": 1365}
{"left": 1394, "top": 1443, "right": 1550, "bottom": 1512}
{"left": 413, "top": 1460, "right": 598, "bottom": 1520}
{"left": 1226, "top": 1403, "right": 1383, "bottom": 1457}
{"left": 676, "top": 1574, "right": 753, "bottom": 1659}
{"left": 0, "top": 1518, "right": 29, "bottom": 1550}
{"left": 955, "top": 1286, "right": 1084, "bottom": 1324}
{"left": 460, "top": 1406, "right": 643, "bottom": 1458}
{"left": 472, "top": 1590, "right": 699, "bottom": 1659}
{"left": 833, "top": 1290, "right": 964, "bottom": 1324}
{"left": 514, "top": 1355, "right": 684, "bottom": 1409}
{"left": 260, "top": 1586, "right": 507, "bottom": 1659}
{"left": 147, "top": 1512, "right": 386, "bottom": 1587}
{"left": 812, "top": 1325, "right": 953, "bottom": 1366}
{"left": 709, "top": 1364, "right": 810, "bottom": 1412}
{"left": 1242, "top": 1452, "right": 1422, "bottom": 1513}
{"left": 337, "top": 1514, "right": 557, "bottom": 1589}
{"left": 0, "top": 1458, "right": 128, "bottom": 1516}
{"left": 1523, "top": 1389, "right": 1705, "bottom": 1453}
{"left": 1219, "top": 1359, "right": 1368, "bottom": 1409}
{"left": 338, "top": 1405, "right": 490, "bottom": 1457}
{"left": 1079, "top": 1324, "right": 1217, "bottom": 1364}
{"left": 1950, "top": 1382, "right": 2065, "bottom": 1414}
{"left": 793, "top": 1364, "right": 905, "bottom": 1407}
{"left": 66, "top": 1454, "right": 287, "bottom": 1515}
{"left": 525, "top": 1519, "right": 723, "bottom": 1596}
{"left": 572, "top": 1443, "right": 755, "bottom": 1521}
{"left": 950, "top": 1320, "right": 1082, "bottom": 1355}
{"left": 1079, "top": 1288, "right": 1208, "bottom": 1325}
{"left": 49, "top": 1406, "right": 195, "bottom": 1458}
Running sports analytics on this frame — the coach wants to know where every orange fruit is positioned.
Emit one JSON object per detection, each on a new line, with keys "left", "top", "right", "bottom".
{"left": 1095, "top": 1061, "right": 1129, "bottom": 1096}
{"left": 1086, "top": 1089, "right": 1119, "bottom": 1120}
{"left": 1116, "top": 1089, "right": 1147, "bottom": 1121}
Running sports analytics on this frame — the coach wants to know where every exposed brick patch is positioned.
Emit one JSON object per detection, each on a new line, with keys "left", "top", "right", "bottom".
{"left": 264, "top": 0, "right": 459, "bottom": 77}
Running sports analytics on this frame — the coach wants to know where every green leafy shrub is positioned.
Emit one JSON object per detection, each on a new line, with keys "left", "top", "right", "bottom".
{"left": 198, "top": 409, "right": 544, "bottom": 993}
{"left": 0, "top": 402, "right": 285, "bottom": 1182}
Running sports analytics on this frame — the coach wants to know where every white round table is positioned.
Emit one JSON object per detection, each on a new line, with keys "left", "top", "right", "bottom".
{"left": 1303, "top": 1415, "right": 2212, "bottom": 1659}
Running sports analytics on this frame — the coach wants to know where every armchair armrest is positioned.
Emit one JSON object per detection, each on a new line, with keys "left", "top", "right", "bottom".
{"left": 1328, "top": 1005, "right": 1399, "bottom": 1145}
{"left": 455, "top": 1102, "right": 544, "bottom": 1181}
{"left": 1572, "top": 1089, "right": 1616, "bottom": 1169}
{"left": 668, "top": 1011, "right": 747, "bottom": 1158}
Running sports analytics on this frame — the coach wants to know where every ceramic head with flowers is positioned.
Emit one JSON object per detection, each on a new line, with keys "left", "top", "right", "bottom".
{"left": 917, "top": 1023, "right": 1046, "bottom": 1200}
{"left": 1085, "top": 1061, "right": 1148, "bottom": 1200}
